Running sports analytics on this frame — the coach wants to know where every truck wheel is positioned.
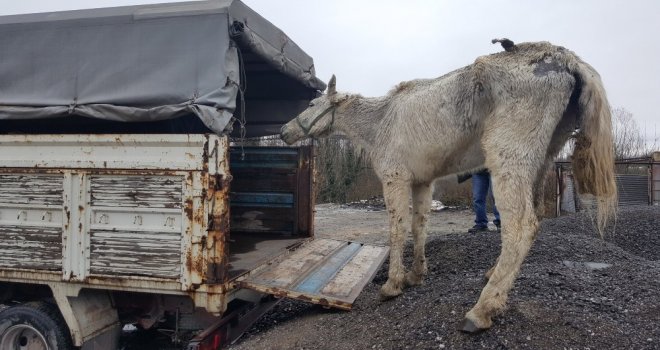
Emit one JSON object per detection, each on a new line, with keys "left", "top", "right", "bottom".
{"left": 0, "top": 301, "right": 73, "bottom": 350}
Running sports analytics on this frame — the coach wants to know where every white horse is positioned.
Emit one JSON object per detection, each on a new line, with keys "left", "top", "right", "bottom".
{"left": 280, "top": 39, "right": 616, "bottom": 332}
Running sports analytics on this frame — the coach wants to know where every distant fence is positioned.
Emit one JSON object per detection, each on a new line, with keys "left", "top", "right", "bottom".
{"left": 555, "top": 152, "right": 660, "bottom": 215}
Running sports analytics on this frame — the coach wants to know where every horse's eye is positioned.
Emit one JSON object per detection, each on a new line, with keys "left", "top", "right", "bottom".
{"left": 309, "top": 102, "right": 315, "bottom": 107}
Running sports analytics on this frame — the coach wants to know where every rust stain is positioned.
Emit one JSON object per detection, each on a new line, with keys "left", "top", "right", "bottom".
{"left": 185, "top": 249, "right": 205, "bottom": 288}
{"left": 184, "top": 198, "right": 194, "bottom": 221}
{"left": 202, "top": 137, "right": 209, "bottom": 173}
{"left": 185, "top": 250, "right": 194, "bottom": 278}
{"left": 192, "top": 202, "right": 204, "bottom": 225}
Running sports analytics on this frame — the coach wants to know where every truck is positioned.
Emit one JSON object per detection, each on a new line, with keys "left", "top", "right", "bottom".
{"left": 0, "top": 1, "right": 388, "bottom": 349}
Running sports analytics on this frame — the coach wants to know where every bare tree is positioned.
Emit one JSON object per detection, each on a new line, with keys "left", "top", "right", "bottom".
{"left": 611, "top": 107, "right": 648, "bottom": 159}
{"left": 556, "top": 107, "right": 656, "bottom": 160}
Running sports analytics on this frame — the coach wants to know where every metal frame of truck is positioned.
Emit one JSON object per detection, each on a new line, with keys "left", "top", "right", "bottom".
{"left": 0, "top": 134, "right": 387, "bottom": 349}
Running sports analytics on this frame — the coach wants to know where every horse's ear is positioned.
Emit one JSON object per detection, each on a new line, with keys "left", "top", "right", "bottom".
{"left": 327, "top": 75, "right": 337, "bottom": 96}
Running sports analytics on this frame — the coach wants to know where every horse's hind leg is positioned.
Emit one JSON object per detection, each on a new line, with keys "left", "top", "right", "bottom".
{"left": 462, "top": 167, "right": 541, "bottom": 332}
{"left": 484, "top": 257, "right": 498, "bottom": 280}
{"left": 379, "top": 172, "right": 412, "bottom": 299}
{"left": 405, "top": 182, "right": 433, "bottom": 287}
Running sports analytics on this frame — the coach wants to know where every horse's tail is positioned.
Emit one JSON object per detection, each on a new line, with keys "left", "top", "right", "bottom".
{"left": 570, "top": 59, "right": 617, "bottom": 236}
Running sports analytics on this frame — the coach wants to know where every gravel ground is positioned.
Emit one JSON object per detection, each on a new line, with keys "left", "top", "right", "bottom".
{"left": 230, "top": 205, "right": 660, "bottom": 350}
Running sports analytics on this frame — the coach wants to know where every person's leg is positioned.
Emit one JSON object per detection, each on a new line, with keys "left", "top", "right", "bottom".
{"left": 489, "top": 176, "right": 501, "bottom": 229}
{"left": 470, "top": 172, "right": 489, "bottom": 231}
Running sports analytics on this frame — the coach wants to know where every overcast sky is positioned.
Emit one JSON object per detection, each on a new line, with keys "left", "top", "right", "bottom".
{"left": 2, "top": 0, "right": 658, "bottom": 144}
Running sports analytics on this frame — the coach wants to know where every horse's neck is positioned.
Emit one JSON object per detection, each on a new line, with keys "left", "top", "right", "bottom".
{"left": 334, "top": 95, "right": 389, "bottom": 151}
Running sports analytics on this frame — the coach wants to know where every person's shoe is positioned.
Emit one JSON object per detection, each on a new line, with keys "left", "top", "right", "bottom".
{"left": 493, "top": 220, "right": 501, "bottom": 233}
{"left": 468, "top": 225, "right": 489, "bottom": 233}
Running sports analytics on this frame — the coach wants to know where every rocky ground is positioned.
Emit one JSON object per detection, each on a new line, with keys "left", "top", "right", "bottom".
{"left": 230, "top": 205, "right": 660, "bottom": 350}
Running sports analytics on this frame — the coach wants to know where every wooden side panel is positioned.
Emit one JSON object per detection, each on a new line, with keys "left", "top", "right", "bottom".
{"left": 0, "top": 174, "right": 64, "bottom": 206}
{"left": 90, "top": 176, "right": 182, "bottom": 208}
{"left": 0, "top": 174, "right": 64, "bottom": 271}
{"left": 88, "top": 175, "right": 184, "bottom": 279}
{"left": 89, "top": 230, "right": 182, "bottom": 278}
{"left": 0, "top": 226, "right": 62, "bottom": 270}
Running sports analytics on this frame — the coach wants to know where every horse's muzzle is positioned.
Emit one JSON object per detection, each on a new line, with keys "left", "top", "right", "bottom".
{"left": 280, "top": 124, "right": 297, "bottom": 145}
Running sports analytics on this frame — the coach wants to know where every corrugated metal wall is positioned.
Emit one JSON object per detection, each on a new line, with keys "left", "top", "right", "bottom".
{"left": 557, "top": 157, "right": 659, "bottom": 213}
{"left": 560, "top": 173, "right": 577, "bottom": 213}
{"left": 615, "top": 174, "right": 649, "bottom": 205}
{"left": 653, "top": 162, "right": 660, "bottom": 206}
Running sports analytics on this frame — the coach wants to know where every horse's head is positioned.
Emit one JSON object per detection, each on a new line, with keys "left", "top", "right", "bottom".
{"left": 280, "top": 75, "right": 346, "bottom": 144}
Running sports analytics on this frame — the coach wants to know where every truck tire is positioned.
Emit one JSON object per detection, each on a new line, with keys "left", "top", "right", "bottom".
{"left": 0, "top": 301, "right": 73, "bottom": 350}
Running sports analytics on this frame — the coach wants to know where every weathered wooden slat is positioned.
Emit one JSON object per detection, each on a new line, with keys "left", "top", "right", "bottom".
{"left": 91, "top": 259, "right": 180, "bottom": 277}
{"left": 295, "top": 242, "right": 362, "bottom": 293}
{"left": 0, "top": 231, "right": 62, "bottom": 243}
{"left": 230, "top": 206, "right": 295, "bottom": 233}
{"left": 89, "top": 267, "right": 180, "bottom": 278}
{"left": 240, "top": 240, "right": 389, "bottom": 310}
{"left": 230, "top": 172, "right": 297, "bottom": 192}
{"left": 90, "top": 176, "right": 182, "bottom": 208}
{"left": 0, "top": 260, "right": 62, "bottom": 270}
{"left": 0, "top": 174, "right": 64, "bottom": 206}
{"left": 0, "top": 225, "right": 62, "bottom": 270}
{"left": 320, "top": 245, "right": 390, "bottom": 297}
{"left": 89, "top": 228, "right": 182, "bottom": 279}
{"left": 244, "top": 239, "right": 343, "bottom": 287}
{"left": 90, "top": 253, "right": 181, "bottom": 263}
{"left": 90, "top": 243, "right": 181, "bottom": 255}
{"left": 91, "top": 230, "right": 181, "bottom": 242}
{"left": 230, "top": 192, "right": 294, "bottom": 207}
{"left": 229, "top": 148, "right": 299, "bottom": 167}
{"left": 230, "top": 206, "right": 294, "bottom": 218}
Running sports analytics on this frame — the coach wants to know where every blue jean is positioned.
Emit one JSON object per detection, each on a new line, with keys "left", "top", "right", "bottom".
{"left": 472, "top": 172, "right": 500, "bottom": 228}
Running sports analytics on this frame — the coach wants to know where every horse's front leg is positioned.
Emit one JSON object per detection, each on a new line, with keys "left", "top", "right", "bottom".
{"left": 379, "top": 174, "right": 412, "bottom": 300}
{"left": 405, "top": 182, "right": 433, "bottom": 287}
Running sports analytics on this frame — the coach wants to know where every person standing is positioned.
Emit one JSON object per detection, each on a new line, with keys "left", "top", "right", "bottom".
{"left": 467, "top": 169, "right": 500, "bottom": 233}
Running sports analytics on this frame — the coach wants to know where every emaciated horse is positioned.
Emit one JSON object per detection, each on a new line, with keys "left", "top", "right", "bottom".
{"left": 280, "top": 39, "right": 617, "bottom": 332}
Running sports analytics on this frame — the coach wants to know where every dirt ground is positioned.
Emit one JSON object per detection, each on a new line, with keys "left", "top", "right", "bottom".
{"left": 230, "top": 204, "right": 660, "bottom": 350}
{"left": 314, "top": 201, "right": 477, "bottom": 245}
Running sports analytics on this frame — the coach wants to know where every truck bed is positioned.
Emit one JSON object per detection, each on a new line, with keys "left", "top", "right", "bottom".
{"left": 0, "top": 134, "right": 315, "bottom": 315}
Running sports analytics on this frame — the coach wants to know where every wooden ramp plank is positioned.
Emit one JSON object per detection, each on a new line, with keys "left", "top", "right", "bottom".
{"left": 240, "top": 238, "right": 389, "bottom": 310}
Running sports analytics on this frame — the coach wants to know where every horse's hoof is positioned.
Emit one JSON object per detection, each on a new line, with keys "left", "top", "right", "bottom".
{"left": 459, "top": 318, "right": 487, "bottom": 334}
{"left": 379, "top": 283, "right": 402, "bottom": 301}
{"left": 404, "top": 272, "right": 424, "bottom": 287}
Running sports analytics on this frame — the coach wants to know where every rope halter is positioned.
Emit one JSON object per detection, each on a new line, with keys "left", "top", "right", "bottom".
{"left": 295, "top": 104, "right": 336, "bottom": 138}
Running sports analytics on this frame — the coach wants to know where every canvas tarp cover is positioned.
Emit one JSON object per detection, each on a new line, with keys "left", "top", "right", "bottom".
{"left": 0, "top": 0, "right": 325, "bottom": 135}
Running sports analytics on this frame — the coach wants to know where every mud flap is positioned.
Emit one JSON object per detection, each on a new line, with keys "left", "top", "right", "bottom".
{"left": 238, "top": 238, "right": 388, "bottom": 310}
